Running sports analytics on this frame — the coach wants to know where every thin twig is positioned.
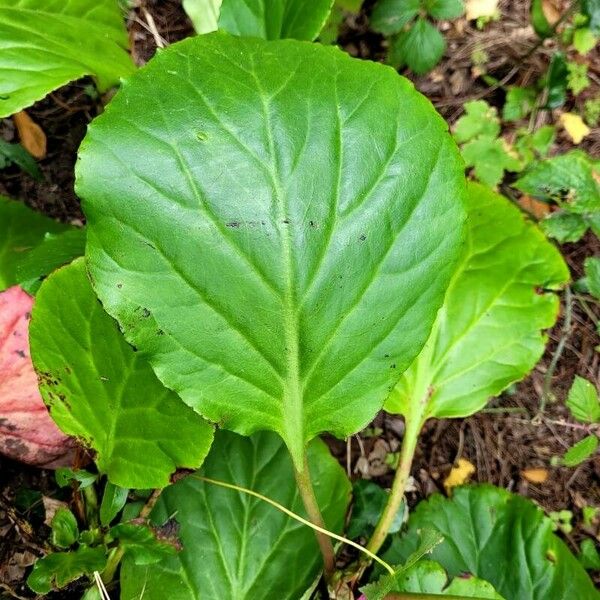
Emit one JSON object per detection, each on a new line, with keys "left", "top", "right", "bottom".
{"left": 139, "top": 488, "right": 162, "bottom": 520}
{"left": 94, "top": 571, "right": 111, "bottom": 600}
{"left": 140, "top": 8, "right": 167, "bottom": 48}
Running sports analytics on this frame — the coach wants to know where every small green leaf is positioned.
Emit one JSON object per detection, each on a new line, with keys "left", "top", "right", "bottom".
{"left": 567, "top": 375, "right": 600, "bottom": 422}
{"left": 514, "top": 150, "right": 600, "bottom": 213}
{"left": 30, "top": 259, "right": 214, "bottom": 489}
{"left": 515, "top": 126, "right": 555, "bottom": 167}
{"left": 27, "top": 546, "right": 107, "bottom": 595}
{"left": 0, "top": 0, "right": 134, "bottom": 117}
{"left": 385, "top": 485, "right": 599, "bottom": 600}
{"left": 0, "top": 139, "right": 41, "bottom": 180}
{"left": 579, "top": 539, "right": 600, "bottom": 570}
{"left": 424, "top": 0, "right": 464, "bottom": 20}
{"left": 0, "top": 196, "right": 68, "bottom": 291}
{"left": 390, "top": 18, "right": 446, "bottom": 74}
{"left": 16, "top": 228, "right": 86, "bottom": 294}
{"left": 573, "top": 27, "right": 598, "bottom": 53}
{"left": 217, "top": 0, "right": 335, "bottom": 40}
{"left": 347, "top": 480, "right": 404, "bottom": 538}
{"left": 540, "top": 211, "right": 588, "bottom": 243}
{"left": 392, "top": 560, "right": 504, "bottom": 598}
{"left": 387, "top": 183, "right": 568, "bottom": 422}
{"left": 531, "top": 0, "right": 554, "bottom": 38}
{"left": 55, "top": 468, "right": 98, "bottom": 489}
{"left": 544, "top": 52, "right": 568, "bottom": 109}
{"left": 120, "top": 430, "right": 351, "bottom": 600}
{"left": 100, "top": 482, "right": 129, "bottom": 527}
{"left": 50, "top": 508, "right": 79, "bottom": 549}
{"left": 371, "top": 0, "right": 420, "bottom": 34}
{"left": 454, "top": 100, "right": 501, "bottom": 143}
{"left": 461, "top": 135, "right": 522, "bottom": 188}
{"left": 182, "top": 0, "right": 221, "bottom": 34}
{"left": 567, "top": 61, "right": 591, "bottom": 95}
{"left": 110, "top": 523, "right": 176, "bottom": 565}
{"left": 503, "top": 87, "right": 537, "bottom": 121}
{"left": 582, "top": 0, "right": 600, "bottom": 33}
{"left": 562, "top": 435, "right": 599, "bottom": 467}
{"left": 584, "top": 257, "right": 600, "bottom": 301}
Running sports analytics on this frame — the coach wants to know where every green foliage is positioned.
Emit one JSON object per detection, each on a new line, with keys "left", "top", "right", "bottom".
{"left": 544, "top": 52, "right": 569, "bottom": 109}
{"left": 503, "top": 86, "right": 537, "bottom": 121}
{"left": 573, "top": 27, "right": 598, "bottom": 53}
{"left": 0, "top": 139, "right": 41, "bottom": 180}
{"left": 372, "top": 0, "right": 463, "bottom": 73}
{"left": 514, "top": 150, "right": 600, "bottom": 243}
{"left": 184, "top": 0, "right": 334, "bottom": 40}
{"left": 99, "top": 483, "right": 129, "bottom": 527}
{"left": 567, "top": 376, "right": 600, "bottom": 422}
{"left": 582, "top": 0, "right": 600, "bottom": 33}
{"left": 531, "top": 0, "right": 554, "bottom": 38}
{"left": 514, "top": 125, "right": 555, "bottom": 167}
{"left": 16, "top": 227, "right": 86, "bottom": 294}
{"left": 453, "top": 100, "right": 521, "bottom": 187}
{"left": 30, "top": 259, "right": 214, "bottom": 488}
{"left": 76, "top": 34, "right": 465, "bottom": 469}
{"left": 347, "top": 480, "right": 404, "bottom": 538}
{"left": 0, "top": 195, "right": 68, "bottom": 291}
{"left": 392, "top": 560, "right": 504, "bottom": 597}
{"left": 385, "top": 485, "right": 600, "bottom": 600}
{"left": 580, "top": 539, "right": 600, "bottom": 570}
{"left": 386, "top": 183, "right": 568, "bottom": 422}
{"left": 584, "top": 97, "right": 600, "bottom": 126}
{"left": 561, "top": 435, "right": 599, "bottom": 466}
{"left": 50, "top": 508, "right": 79, "bottom": 549}
{"left": 388, "top": 17, "right": 446, "bottom": 74}
{"left": 27, "top": 546, "right": 107, "bottom": 595}
{"left": 0, "top": 0, "right": 134, "bottom": 118}
{"left": 567, "top": 61, "right": 591, "bottom": 95}
{"left": 121, "top": 430, "right": 351, "bottom": 600}
{"left": 55, "top": 468, "right": 97, "bottom": 489}
{"left": 109, "top": 523, "right": 177, "bottom": 565}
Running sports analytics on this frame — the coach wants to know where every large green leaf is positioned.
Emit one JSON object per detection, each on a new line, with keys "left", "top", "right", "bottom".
{"left": 0, "top": 0, "right": 134, "bottom": 118}
{"left": 386, "top": 183, "right": 568, "bottom": 424}
{"left": 76, "top": 34, "right": 466, "bottom": 468}
{"left": 29, "top": 259, "right": 214, "bottom": 488}
{"left": 120, "top": 430, "right": 351, "bottom": 600}
{"left": 182, "top": 0, "right": 222, "bottom": 34}
{"left": 384, "top": 486, "right": 600, "bottom": 600}
{"left": 0, "top": 196, "right": 68, "bottom": 291}
{"left": 218, "top": 0, "right": 334, "bottom": 40}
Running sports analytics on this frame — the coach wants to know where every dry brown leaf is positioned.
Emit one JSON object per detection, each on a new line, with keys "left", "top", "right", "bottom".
{"left": 517, "top": 194, "right": 551, "bottom": 219}
{"left": 42, "top": 496, "right": 68, "bottom": 526}
{"left": 541, "top": 0, "right": 561, "bottom": 24}
{"left": 443, "top": 458, "right": 476, "bottom": 494}
{"left": 560, "top": 112, "right": 590, "bottom": 144}
{"left": 521, "top": 467, "right": 549, "bottom": 483}
{"left": 12, "top": 110, "right": 47, "bottom": 159}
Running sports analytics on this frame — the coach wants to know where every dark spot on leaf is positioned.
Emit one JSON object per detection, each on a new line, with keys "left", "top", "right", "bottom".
{"left": 142, "top": 308, "right": 151, "bottom": 318}
{"left": 390, "top": 364, "right": 396, "bottom": 369}
{"left": 282, "top": 219, "right": 290, "bottom": 224}
{"left": 14, "top": 350, "right": 26, "bottom": 358}
{"left": 309, "top": 220, "right": 317, "bottom": 228}
{"left": 196, "top": 131, "right": 208, "bottom": 141}
{"left": 143, "top": 241, "right": 156, "bottom": 250}
{"left": 226, "top": 221, "right": 240, "bottom": 228}
{"left": 117, "top": 283, "right": 123, "bottom": 289}
{"left": 384, "top": 354, "right": 390, "bottom": 358}
{"left": 157, "top": 329, "right": 165, "bottom": 335}
{"left": 359, "top": 234, "right": 366, "bottom": 241}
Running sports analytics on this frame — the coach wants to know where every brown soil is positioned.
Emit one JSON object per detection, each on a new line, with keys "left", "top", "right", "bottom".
{"left": 1, "top": 0, "right": 599, "bottom": 597}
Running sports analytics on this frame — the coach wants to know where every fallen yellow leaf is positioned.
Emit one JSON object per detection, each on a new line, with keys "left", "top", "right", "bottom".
{"left": 521, "top": 467, "right": 549, "bottom": 483}
{"left": 560, "top": 112, "right": 590, "bottom": 144}
{"left": 444, "top": 458, "right": 476, "bottom": 494}
{"left": 13, "top": 110, "right": 47, "bottom": 159}
{"left": 465, "top": 0, "right": 498, "bottom": 20}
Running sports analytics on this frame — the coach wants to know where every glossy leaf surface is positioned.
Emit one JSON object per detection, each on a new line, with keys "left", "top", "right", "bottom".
{"left": 567, "top": 376, "right": 600, "bottom": 423}
{"left": 0, "top": 0, "right": 134, "bottom": 117}
{"left": 77, "top": 34, "right": 465, "bottom": 467}
{"left": 386, "top": 183, "right": 568, "bottom": 422}
{"left": 121, "top": 430, "right": 351, "bottom": 600}
{"left": 29, "top": 259, "right": 214, "bottom": 488}
{"left": 385, "top": 485, "right": 600, "bottom": 600}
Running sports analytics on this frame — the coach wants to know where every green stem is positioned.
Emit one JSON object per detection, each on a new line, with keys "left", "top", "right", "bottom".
{"left": 82, "top": 484, "right": 99, "bottom": 529}
{"left": 367, "top": 414, "right": 423, "bottom": 556}
{"left": 386, "top": 594, "right": 491, "bottom": 600}
{"left": 101, "top": 546, "right": 124, "bottom": 584}
{"left": 293, "top": 454, "right": 336, "bottom": 578}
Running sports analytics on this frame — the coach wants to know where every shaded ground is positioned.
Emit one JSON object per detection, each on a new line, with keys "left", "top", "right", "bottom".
{"left": 1, "top": 0, "right": 599, "bottom": 597}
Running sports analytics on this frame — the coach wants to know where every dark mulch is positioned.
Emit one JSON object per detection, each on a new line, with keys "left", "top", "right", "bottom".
{"left": 1, "top": 0, "right": 599, "bottom": 597}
